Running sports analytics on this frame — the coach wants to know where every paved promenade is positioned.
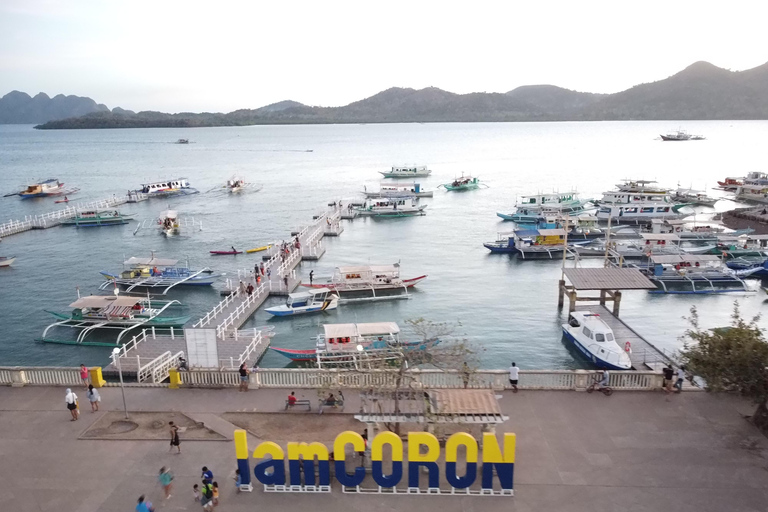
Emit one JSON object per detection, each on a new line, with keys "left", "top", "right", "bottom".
{"left": 2, "top": 386, "right": 767, "bottom": 512}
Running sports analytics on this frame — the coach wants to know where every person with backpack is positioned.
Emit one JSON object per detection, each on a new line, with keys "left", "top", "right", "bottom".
{"left": 200, "top": 480, "right": 214, "bottom": 511}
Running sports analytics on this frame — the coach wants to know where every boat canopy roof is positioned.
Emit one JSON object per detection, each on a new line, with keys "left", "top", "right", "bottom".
{"left": 324, "top": 322, "right": 400, "bottom": 339}
{"left": 289, "top": 288, "right": 332, "bottom": 301}
{"left": 124, "top": 256, "right": 179, "bottom": 266}
{"left": 640, "top": 233, "right": 680, "bottom": 241}
{"left": 514, "top": 229, "right": 540, "bottom": 237}
{"left": 652, "top": 218, "right": 687, "bottom": 225}
{"left": 69, "top": 296, "right": 141, "bottom": 308}
{"left": 650, "top": 255, "right": 721, "bottom": 264}
{"left": 141, "top": 178, "right": 188, "bottom": 186}
{"left": 337, "top": 264, "right": 399, "bottom": 274}
{"left": 537, "top": 228, "right": 566, "bottom": 236}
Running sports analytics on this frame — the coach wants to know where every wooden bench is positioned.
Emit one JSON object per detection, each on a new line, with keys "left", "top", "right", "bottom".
{"left": 285, "top": 399, "right": 311, "bottom": 411}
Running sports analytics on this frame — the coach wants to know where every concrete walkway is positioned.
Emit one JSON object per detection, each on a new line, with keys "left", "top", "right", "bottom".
{"left": 2, "top": 386, "right": 767, "bottom": 512}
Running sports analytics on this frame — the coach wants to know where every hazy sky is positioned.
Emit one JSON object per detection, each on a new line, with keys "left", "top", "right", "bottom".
{"left": 1, "top": 0, "right": 766, "bottom": 113}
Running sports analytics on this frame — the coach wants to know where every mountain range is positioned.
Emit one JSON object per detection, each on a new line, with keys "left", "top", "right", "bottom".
{"left": 0, "top": 91, "right": 109, "bottom": 124}
{"left": 6, "top": 60, "right": 768, "bottom": 129}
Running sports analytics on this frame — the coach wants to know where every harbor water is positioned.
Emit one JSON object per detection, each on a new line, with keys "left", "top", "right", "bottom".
{"left": 0, "top": 121, "right": 766, "bottom": 369}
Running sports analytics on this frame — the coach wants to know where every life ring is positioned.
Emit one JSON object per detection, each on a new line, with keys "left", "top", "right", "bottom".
{"left": 624, "top": 341, "right": 631, "bottom": 353}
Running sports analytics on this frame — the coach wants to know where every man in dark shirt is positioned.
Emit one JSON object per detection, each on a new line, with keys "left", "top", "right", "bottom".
{"left": 662, "top": 366, "right": 674, "bottom": 394}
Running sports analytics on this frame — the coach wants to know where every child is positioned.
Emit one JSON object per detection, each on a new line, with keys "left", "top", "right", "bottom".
{"left": 192, "top": 484, "right": 200, "bottom": 502}
{"left": 234, "top": 469, "right": 242, "bottom": 492}
{"left": 212, "top": 481, "right": 219, "bottom": 506}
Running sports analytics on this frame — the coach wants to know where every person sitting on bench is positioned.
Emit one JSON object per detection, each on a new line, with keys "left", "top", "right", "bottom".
{"left": 324, "top": 393, "right": 337, "bottom": 406}
{"left": 287, "top": 391, "right": 297, "bottom": 406}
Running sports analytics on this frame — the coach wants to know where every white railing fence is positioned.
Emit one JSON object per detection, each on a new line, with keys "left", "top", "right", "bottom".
{"left": 214, "top": 282, "right": 266, "bottom": 338}
{"left": 110, "top": 330, "right": 149, "bottom": 365}
{"left": 193, "top": 291, "right": 238, "bottom": 328}
{"left": 0, "top": 367, "right": 669, "bottom": 390}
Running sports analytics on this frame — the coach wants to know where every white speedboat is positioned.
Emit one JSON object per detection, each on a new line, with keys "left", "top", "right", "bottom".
{"left": 356, "top": 197, "right": 427, "bottom": 217}
{"left": 0, "top": 256, "right": 16, "bottom": 267}
{"left": 562, "top": 311, "right": 632, "bottom": 370}
{"left": 265, "top": 288, "right": 339, "bottom": 317}
{"left": 159, "top": 210, "right": 180, "bottom": 236}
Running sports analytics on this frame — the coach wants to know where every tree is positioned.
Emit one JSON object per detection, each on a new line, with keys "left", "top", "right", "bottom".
{"left": 680, "top": 302, "right": 768, "bottom": 432}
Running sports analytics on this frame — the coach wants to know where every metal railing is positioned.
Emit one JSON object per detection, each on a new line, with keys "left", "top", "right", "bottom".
{"left": 214, "top": 283, "right": 266, "bottom": 338}
{"left": 138, "top": 351, "right": 185, "bottom": 383}
{"left": 193, "top": 291, "right": 239, "bottom": 328}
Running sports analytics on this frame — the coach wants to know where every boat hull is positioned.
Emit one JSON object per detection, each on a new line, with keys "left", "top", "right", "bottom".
{"left": 210, "top": 251, "right": 243, "bottom": 255}
{"left": 561, "top": 328, "right": 631, "bottom": 370}
{"left": 265, "top": 302, "right": 338, "bottom": 317}
{"left": 100, "top": 272, "right": 217, "bottom": 287}
{"left": 246, "top": 245, "right": 272, "bottom": 253}
{"left": 379, "top": 172, "right": 431, "bottom": 178}
{"left": 483, "top": 241, "right": 515, "bottom": 253}
{"left": 0, "top": 257, "right": 16, "bottom": 267}
{"left": 302, "top": 275, "right": 427, "bottom": 292}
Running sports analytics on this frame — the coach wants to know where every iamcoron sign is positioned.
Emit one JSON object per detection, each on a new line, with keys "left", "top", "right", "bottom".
{"left": 235, "top": 429, "right": 515, "bottom": 495}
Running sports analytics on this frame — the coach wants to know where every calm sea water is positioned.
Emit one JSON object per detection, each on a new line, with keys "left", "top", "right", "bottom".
{"left": 0, "top": 121, "right": 766, "bottom": 369}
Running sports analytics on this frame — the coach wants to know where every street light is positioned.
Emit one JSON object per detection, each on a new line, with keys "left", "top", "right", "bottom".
{"left": 112, "top": 347, "right": 129, "bottom": 419}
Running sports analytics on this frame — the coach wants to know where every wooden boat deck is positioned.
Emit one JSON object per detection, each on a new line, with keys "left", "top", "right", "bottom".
{"left": 574, "top": 305, "right": 672, "bottom": 371}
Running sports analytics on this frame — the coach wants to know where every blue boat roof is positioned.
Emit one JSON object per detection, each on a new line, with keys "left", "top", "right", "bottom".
{"left": 514, "top": 229, "right": 540, "bottom": 237}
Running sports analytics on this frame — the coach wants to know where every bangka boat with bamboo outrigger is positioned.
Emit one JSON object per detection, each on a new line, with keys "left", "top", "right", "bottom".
{"left": 363, "top": 181, "right": 433, "bottom": 198}
{"left": 440, "top": 174, "right": 486, "bottom": 191}
{"left": 269, "top": 321, "right": 440, "bottom": 367}
{"left": 355, "top": 197, "right": 427, "bottom": 217}
{"left": 379, "top": 165, "right": 432, "bottom": 178}
{"left": 60, "top": 208, "right": 135, "bottom": 227}
{"left": 16, "top": 178, "right": 79, "bottom": 199}
{"left": 632, "top": 254, "right": 757, "bottom": 295}
{"left": 99, "top": 254, "right": 217, "bottom": 294}
{"left": 41, "top": 294, "right": 190, "bottom": 345}
{"left": 497, "top": 192, "right": 593, "bottom": 222}
{"left": 302, "top": 263, "right": 426, "bottom": 297}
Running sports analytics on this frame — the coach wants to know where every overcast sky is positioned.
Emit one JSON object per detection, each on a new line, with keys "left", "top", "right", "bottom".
{"left": 1, "top": 0, "right": 766, "bottom": 113}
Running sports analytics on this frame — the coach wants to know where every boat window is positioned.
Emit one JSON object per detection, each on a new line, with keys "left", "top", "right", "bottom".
{"left": 606, "top": 333, "right": 614, "bottom": 341}
{"left": 582, "top": 327, "right": 592, "bottom": 339}
{"left": 625, "top": 207, "right": 638, "bottom": 214}
{"left": 641, "top": 207, "right": 654, "bottom": 213}
{"left": 657, "top": 207, "right": 670, "bottom": 213}
{"left": 595, "top": 333, "right": 605, "bottom": 342}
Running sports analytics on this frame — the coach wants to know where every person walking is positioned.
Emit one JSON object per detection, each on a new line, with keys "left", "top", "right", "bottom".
{"left": 254, "top": 263, "right": 259, "bottom": 277}
{"left": 86, "top": 384, "right": 100, "bottom": 412}
{"left": 135, "top": 495, "right": 154, "bottom": 512}
{"left": 212, "top": 481, "right": 220, "bottom": 506}
{"left": 238, "top": 363, "right": 249, "bottom": 392}
{"left": 158, "top": 466, "right": 173, "bottom": 499}
{"left": 200, "top": 480, "right": 214, "bottom": 511}
{"left": 674, "top": 366, "right": 686, "bottom": 393}
{"left": 80, "top": 364, "right": 89, "bottom": 388}
{"left": 309, "top": 270, "right": 314, "bottom": 285}
{"left": 169, "top": 421, "right": 181, "bottom": 453}
{"left": 201, "top": 466, "right": 214, "bottom": 481}
{"left": 260, "top": 262, "right": 265, "bottom": 276}
{"left": 283, "top": 274, "right": 288, "bottom": 287}
{"left": 461, "top": 362, "right": 471, "bottom": 388}
{"left": 65, "top": 388, "right": 79, "bottom": 421}
{"left": 238, "top": 280, "right": 246, "bottom": 296}
{"left": 266, "top": 267, "right": 271, "bottom": 279}
{"left": 662, "top": 365, "right": 675, "bottom": 394}
{"left": 508, "top": 362, "right": 519, "bottom": 393}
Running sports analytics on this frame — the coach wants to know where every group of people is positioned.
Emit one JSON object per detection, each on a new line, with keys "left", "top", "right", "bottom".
{"left": 65, "top": 365, "right": 102, "bottom": 420}
{"left": 663, "top": 365, "right": 687, "bottom": 394}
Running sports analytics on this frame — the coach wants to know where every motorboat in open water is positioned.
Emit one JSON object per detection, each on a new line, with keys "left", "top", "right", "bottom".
{"left": 379, "top": 165, "right": 432, "bottom": 178}
{"left": 562, "top": 312, "right": 632, "bottom": 370}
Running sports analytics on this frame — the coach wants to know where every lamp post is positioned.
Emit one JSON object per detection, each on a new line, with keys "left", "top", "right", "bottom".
{"left": 112, "top": 347, "right": 129, "bottom": 419}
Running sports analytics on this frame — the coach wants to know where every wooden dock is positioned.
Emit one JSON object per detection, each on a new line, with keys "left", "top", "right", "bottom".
{"left": 0, "top": 194, "right": 141, "bottom": 238}
{"left": 110, "top": 205, "right": 345, "bottom": 373}
{"left": 574, "top": 305, "right": 672, "bottom": 371}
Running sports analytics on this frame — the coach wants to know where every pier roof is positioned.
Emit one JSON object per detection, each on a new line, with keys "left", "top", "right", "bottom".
{"left": 563, "top": 268, "right": 656, "bottom": 290}
{"left": 355, "top": 389, "right": 508, "bottom": 424}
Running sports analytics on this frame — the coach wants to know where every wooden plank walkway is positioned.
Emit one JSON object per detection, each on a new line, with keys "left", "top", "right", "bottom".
{"left": 574, "top": 304, "right": 672, "bottom": 371}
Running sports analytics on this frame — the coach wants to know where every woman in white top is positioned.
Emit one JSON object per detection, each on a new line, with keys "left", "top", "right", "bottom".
{"left": 87, "top": 384, "right": 101, "bottom": 412}
{"left": 65, "top": 388, "right": 79, "bottom": 421}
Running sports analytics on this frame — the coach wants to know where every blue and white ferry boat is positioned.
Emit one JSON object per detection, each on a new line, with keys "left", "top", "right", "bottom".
{"left": 562, "top": 311, "right": 632, "bottom": 370}
{"left": 265, "top": 288, "right": 339, "bottom": 317}
{"left": 138, "top": 178, "right": 199, "bottom": 197}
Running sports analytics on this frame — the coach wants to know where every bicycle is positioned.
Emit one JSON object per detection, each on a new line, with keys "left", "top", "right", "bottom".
{"left": 586, "top": 376, "right": 613, "bottom": 396}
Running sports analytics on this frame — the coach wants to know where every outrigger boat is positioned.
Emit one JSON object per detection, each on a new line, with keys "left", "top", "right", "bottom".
{"left": 270, "top": 322, "right": 439, "bottom": 366}
{"left": 497, "top": 192, "right": 593, "bottom": 222}
{"left": 159, "top": 210, "right": 180, "bottom": 236}
{"left": 363, "top": 181, "right": 433, "bottom": 198}
{"left": 440, "top": 175, "right": 485, "bottom": 191}
{"left": 265, "top": 288, "right": 339, "bottom": 317}
{"left": 222, "top": 176, "right": 262, "bottom": 194}
{"left": 660, "top": 129, "right": 705, "bottom": 141}
{"left": 133, "top": 210, "right": 202, "bottom": 236}
{"left": 726, "top": 257, "right": 768, "bottom": 279}
{"left": 60, "top": 209, "right": 135, "bottom": 227}
{"left": 672, "top": 187, "right": 718, "bottom": 207}
{"left": 355, "top": 197, "right": 427, "bottom": 217}
{"left": 99, "top": 255, "right": 217, "bottom": 294}
{"left": 41, "top": 295, "right": 190, "bottom": 345}
{"left": 735, "top": 172, "right": 768, "bottom": 204}
{"left": 634, "top": 254, "right": 757, "bottom": 294}
{"left": 137, "top": 178, "right": 199, "bottom": 197}
{"left": 562, "top": 312, "right": 632, "bottom": 370}
{"left": 302, "top": 264, "right": 426, "bottom": 295}
{"left": 17, "top": 178, "right": 79, "bottom": 199}
{"left": 0, "top": 256, "right": 16, "bottom": 267}
{"left": 508, "top": 229, "right": 591, "bottom": 260}
{"left": 379, "top": 165, "right": 432, "bottom": 178}
{"left": 716, "top": 177, "right": 743, "bottom": 191}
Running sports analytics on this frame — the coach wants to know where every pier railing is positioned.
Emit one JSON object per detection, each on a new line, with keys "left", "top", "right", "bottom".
{"left": 138, "top": 351, "right": 185, "bottom": 383}
{"left": 214, "top": 282, "right": 266, "bottom": 338}
{"left": 0, "top": 366, "right": 670, "bottom": 390}
{"left": 193, "top": 291, "right": 239, "bottom": 328}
